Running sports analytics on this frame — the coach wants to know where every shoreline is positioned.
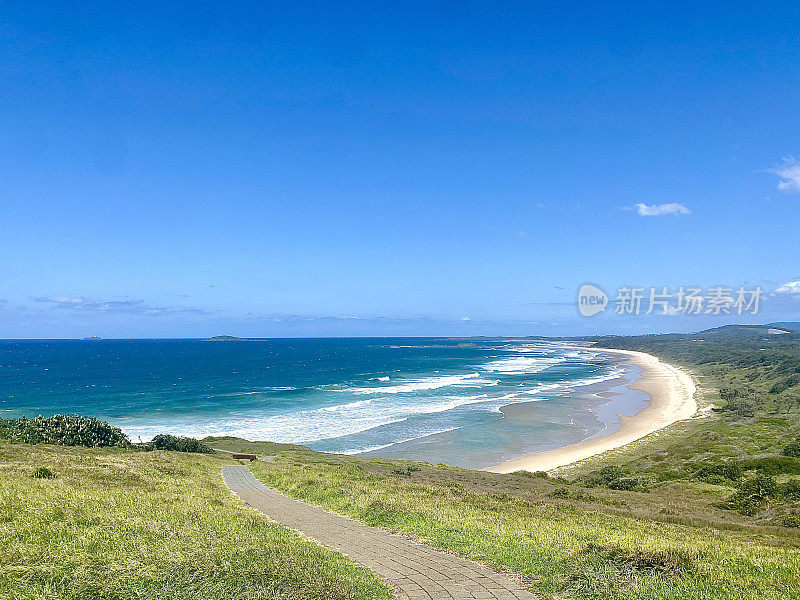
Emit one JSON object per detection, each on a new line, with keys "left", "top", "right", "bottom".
{"left": 485, "top": 348, "right": 697, "bottom": 473}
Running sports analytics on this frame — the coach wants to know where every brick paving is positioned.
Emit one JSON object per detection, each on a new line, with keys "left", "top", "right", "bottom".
{"left": 222, "top": 465, "right": 538, "bottom": 600}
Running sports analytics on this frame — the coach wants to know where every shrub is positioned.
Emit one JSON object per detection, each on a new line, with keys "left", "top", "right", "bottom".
{"left": 585, "top": 465, "right": 625, "bottom": 487}
{"left": 0, "top": 415, "right": 130, "bottom": 448}
{"left": 564, "top": 543, "right": 696, "bottom": 598}
{"left": 719, "top": 386, "right": 763, "bottom": 416}
{"left": 770, "top": 375, "right": 800, "bottom": 394}
{"left": 33, "top": 467, "right": 55, "bottom": 479}
{"left": 513, "top": 470, "right": 549, "bottom": 479}
{"left": 694, "top": 462, "right": 742, "bottom": 484}
{"left": 390, "top": 466, "right": 421, "bottom": 476}
{"left": 583, "top": 465, "right": 646, "bottom": 491}
{"left": 737, "top": 473, "right": 778, "bottom": 499}
{"left": 599, "top": 465, "right": 628, "bottom": 481}
{"left": 150, "top": 434, "right": 213, "bottom": 454}
{"left": 783, "top": 436, "right": 800, "bottom": 458}
{"left": 738, "top": 455, "right": 800, "bottom": 475}
{"left": 583, "top": 542, "right": 696, "bottom": 575}
{"left": 513, "top": 470, "right": 536, "bottom": 478}
{"left": 782, "top": 515, "right": 800, "bottom": 528}
{"left": 722, "top": 473, "right": 778, "bottom": 515}
{"left": 607, "top": 477, "right": 643, "bottom": 491}
{"left": 723, "top": 395, "right": 757, "bottom": 417}
{"left": 782, "top": 479, "right": 800, "bottom": 501}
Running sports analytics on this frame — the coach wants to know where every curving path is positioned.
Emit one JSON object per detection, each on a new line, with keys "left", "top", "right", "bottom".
{"left": 222, "top": 465, "right": 538, "bottom": 600}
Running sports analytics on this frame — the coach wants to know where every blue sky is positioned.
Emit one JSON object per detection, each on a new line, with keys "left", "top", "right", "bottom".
{"left": 2, "top": 2, "right": 799, "bottom": 338}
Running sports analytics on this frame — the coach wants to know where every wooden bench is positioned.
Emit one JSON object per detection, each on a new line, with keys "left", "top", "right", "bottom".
{"left": 231, "top": 453, "right": 258, "bottom": 461}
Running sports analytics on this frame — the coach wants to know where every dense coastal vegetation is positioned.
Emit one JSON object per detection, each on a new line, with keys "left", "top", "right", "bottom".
{"left": 2, "top": 325, "right": 800, "bottom": 599}
{"left": 0, "top": 416, "right": 217, "bottom": 455}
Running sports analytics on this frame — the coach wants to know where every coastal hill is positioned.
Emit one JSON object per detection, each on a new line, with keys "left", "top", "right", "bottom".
{"left": 3, "top": 325, "right": 799, "bottom": 599}
{"left": 571, "top": 322, "right": 800, "bottom": 341}
{"left": 208, "top": 335, "right": 247, "bottom": 341}
{"left": 686, "top": 322, "right": 800, "bottom": 337}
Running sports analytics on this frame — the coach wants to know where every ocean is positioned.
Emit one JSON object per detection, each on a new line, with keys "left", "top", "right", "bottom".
{"left": 0, "top": 338, "right": 648, "bottom": 469}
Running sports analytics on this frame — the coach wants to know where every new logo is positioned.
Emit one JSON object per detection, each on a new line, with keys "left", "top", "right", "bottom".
{"left": 577, "top": 284, "right": 608, "bottom": 317}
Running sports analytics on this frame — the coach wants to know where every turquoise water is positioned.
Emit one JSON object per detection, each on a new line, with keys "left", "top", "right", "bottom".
{"left": 0, "top": 338, "right": 645, "bottom": 469}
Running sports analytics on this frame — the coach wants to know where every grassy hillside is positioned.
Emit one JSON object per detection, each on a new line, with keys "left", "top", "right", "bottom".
{"left": 247, "top": 448, "right": 799, "bottom": 600}
{"left": 0, "top": 442, "right": 392, "bottom": 600}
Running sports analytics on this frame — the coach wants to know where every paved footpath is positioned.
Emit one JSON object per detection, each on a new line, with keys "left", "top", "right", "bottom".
{"left": 222, "top": 465, "right": 538, "bottom": 600}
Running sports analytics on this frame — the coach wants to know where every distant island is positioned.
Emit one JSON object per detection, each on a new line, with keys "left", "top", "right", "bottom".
{"left": 208, "top": 335, "right": 247, "bottom": 341}
{"left": 81, "top": 336, "right": 102, "bottom": 341}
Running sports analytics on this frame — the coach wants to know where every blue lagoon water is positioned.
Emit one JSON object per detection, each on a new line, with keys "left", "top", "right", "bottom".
{"left": 0, "top": 338, "right": 646, "bottom": 469}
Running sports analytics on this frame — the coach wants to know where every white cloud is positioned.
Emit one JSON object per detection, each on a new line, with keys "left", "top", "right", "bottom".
{"left": 634, "top": 203, "right": 692, "bottom": 217}
{"left": 33, "top": 295, "right": 208, "bottom": 315}
{"left": 775, "top": 280, "right": 800, "bottom": 294}
{"left": 771, "top": 157, "right": 800, "bottom": 193}
{"left": 461, "top": 316, "right": 471, "bottom": 321}
{"left": 47, "top": 295, "right": 86, "bottom": 304}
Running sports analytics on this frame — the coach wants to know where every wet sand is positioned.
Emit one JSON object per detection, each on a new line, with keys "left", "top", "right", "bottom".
{"left": 486, "top": 348, "right": 697, "bottom": 473}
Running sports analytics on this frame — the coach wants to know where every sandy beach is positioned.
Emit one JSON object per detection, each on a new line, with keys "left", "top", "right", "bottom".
{"left": 486, "top": 348, "right": 697, "bottom": 473}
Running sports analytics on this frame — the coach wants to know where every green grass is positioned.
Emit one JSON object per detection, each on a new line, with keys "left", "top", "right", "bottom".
{"left": 249, "top": 451, "right": 800, "bottom": 600}
{"left": 0, "top": 442, "right": 393, "bottom": 600}
{"left": 556, "top": 411, "right": 800, "bottom": 481}
{"left": 202, "top": 435, "right": 308, "bottom": 455}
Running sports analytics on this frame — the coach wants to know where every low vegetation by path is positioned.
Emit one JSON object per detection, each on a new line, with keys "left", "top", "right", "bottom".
{"left": 249, "top": 450, "right": 800, "bottom": 600}
{"left": 224, "top": 465, "right": 538, "bottom": 600}
{"left": 0, "top": 442, "right": 393, "bottom": 600}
